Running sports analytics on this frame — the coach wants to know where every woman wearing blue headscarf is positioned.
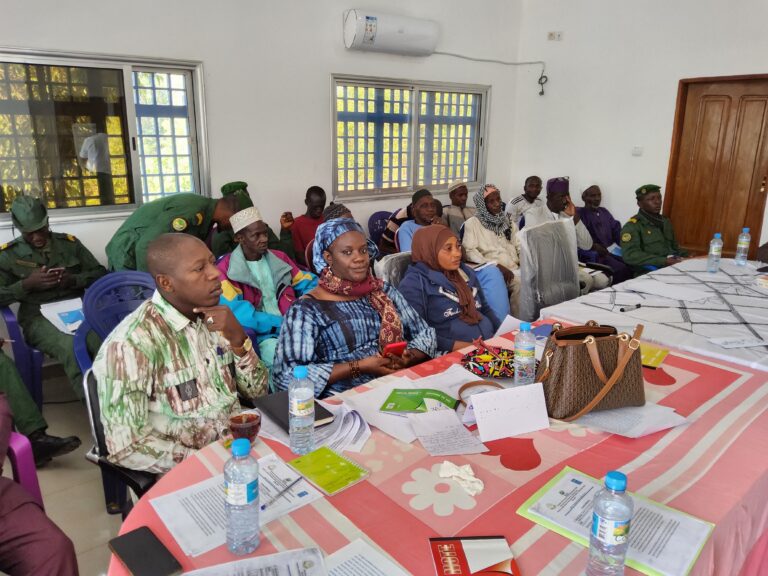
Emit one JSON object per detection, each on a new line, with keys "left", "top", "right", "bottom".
{"left": 273, "top": 218, "right": 436, "bottom": 397}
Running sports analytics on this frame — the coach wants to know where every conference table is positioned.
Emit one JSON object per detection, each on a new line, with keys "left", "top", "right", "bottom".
{"left": 108, "top": 322, "right": 768, "bottom": 575}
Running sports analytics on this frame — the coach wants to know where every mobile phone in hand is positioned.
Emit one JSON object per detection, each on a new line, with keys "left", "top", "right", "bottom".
{"left": 47, "top": 267, "right": 65, "bottom": 274}
{"left": 382, "top": 341, "right": 407, "bottom": 357}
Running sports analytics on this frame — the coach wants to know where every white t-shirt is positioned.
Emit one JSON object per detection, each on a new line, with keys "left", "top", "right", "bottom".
{"left": 79, "top": 133, "right": 111, "bottom": 174}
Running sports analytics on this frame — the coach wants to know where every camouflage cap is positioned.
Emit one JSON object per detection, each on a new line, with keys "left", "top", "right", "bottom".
{"left": 635, "top": 184, "right": 661, "bottom": 199}
{"left": 220, "top": 181, "right": 253, "bottom": 211}
{"left": 10, "top": 196, "right": 49, "bottom": 233}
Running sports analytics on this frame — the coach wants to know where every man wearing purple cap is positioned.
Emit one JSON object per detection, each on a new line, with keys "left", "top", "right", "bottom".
{"left": 524, "top": 177, "right": 610, "bottom": 293}
{"left": 576, "top": 185, "right": 632, "bottom": 284}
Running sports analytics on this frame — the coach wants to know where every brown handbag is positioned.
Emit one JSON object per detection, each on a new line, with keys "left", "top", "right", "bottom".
{"left": 535, "top": 321, "right": 645, "bottom": 421}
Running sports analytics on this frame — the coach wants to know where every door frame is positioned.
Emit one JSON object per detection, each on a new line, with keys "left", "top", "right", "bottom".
{"left": 664, "top": 73, "right": 768, "bottom": 254}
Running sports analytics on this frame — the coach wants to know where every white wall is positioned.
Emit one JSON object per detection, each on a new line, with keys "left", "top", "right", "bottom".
{"left": 0, "top": 0, "right": 522, "bottom": 262}
{"left": 510, "top": 0, "right": 768, "bottom": 245}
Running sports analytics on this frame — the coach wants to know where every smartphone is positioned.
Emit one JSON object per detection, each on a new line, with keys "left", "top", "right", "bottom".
{"left": 382, "top": 341, "right": 407, "bottom": 357}
{"left": 109, "top": 526, "right": 182, "bottom": 576}
{"left": 757, "top": 265, "right": 768, "bottom": 273}
{"left": 47, "top": 267, "right": 65, "bottom": 274}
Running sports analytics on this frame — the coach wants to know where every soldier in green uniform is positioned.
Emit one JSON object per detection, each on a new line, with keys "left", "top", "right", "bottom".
{"left": 211, "top": 181, "right": 296, "bottom": 260}
{"left": 0, "top": 196, "right": 106, "bottom": 398}
{"left": 106, "top": 192, "right": 241, "bottom": 271}
{"left": 620, "top": 184, "right": 688, "bottom": 276}
{"left": 0, "top": 341, "right": 81, "bottom": 465}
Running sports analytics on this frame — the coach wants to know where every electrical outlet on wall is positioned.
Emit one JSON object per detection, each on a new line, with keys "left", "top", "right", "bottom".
{"left": 632, "top": 146, "right": 644, "bottom": 157}
{"left": 547, "top": 31, "right": 563, "bottom": 41}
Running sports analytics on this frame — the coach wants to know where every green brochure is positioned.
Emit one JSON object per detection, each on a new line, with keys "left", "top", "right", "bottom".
{"left": 379, "top": 388, "right": 459, "bottom": 414}
{"left": 517, "top": 466, "right": 714, "bottom": 576}
{"left": 287, "top": 446, "right": 369, "bottom": 496}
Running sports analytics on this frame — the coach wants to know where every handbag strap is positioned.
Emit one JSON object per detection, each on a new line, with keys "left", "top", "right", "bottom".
{"left": 586, "top": 332, "right": 631, "bottom": 385}
{"left": 562, "top": 324, "right": 644, "bottom": 422}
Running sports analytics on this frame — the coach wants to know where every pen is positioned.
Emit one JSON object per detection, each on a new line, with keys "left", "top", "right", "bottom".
{"left": 260, "top": 477, "right": 303, "bottom": 511}
{"left": 619, "top": 304, "right": 641, "bottom": 312}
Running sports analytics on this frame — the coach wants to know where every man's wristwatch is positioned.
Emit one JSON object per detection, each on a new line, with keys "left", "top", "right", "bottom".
{"left": 232, "top": 337, "right": 253, "bottom": 357}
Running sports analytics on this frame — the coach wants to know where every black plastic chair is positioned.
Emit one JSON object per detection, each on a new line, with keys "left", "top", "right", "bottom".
{"left": 84, "top": 370, "right": 157, "bottom": 517}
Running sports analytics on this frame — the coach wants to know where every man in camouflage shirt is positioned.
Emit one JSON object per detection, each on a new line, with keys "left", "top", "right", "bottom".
{"left": 93, "top": 234, "right": 267, "bottom": 474}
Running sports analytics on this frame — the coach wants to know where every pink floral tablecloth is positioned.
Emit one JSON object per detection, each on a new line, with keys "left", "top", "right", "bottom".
{"left": 109, "top": 324, "right": 768, "bottom": 575}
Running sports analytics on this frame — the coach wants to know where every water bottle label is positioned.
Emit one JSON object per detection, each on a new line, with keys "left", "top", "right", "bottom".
{"left": 225, "top": 479, "right": 258, "bottom": 506}
{"left": 592, "top": 512, "right": 630, "bottom": 546}
{"left": 290, "top": 396, "right": 314, "bottom": 417}
{"left": 710, "top": 246, "right": 721, "bottom": 256}
{"left": 515, "top": 347, "right": 535, "bottom": 358}
{"left": 738, "top": 240, "right": 749, "bottom": 248}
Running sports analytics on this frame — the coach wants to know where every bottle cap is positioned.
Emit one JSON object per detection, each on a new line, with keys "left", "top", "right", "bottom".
{"left": 605, "top": 470, "right": 627, "bottom": 491}
{"left": 743, "top": 227, "right": 750, "bottom": 233}
{"left": 520, "top": 322, "right": 532, "bottom": 332}
{"left": 231, "top": 438, "right": 251, "bottom": 457}
{"left": 714, "top": 233, "right": 721, "bottom": 239}
{"left": 293, "top": 365, "right": 308, "bottom": 379}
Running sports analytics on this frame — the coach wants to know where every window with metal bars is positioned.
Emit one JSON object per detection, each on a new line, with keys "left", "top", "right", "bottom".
{"left": 0, "top": 51, "right": 206, "bottom": 217}
{"left": 333, "top": 76, "right": 488, "bottom": 199}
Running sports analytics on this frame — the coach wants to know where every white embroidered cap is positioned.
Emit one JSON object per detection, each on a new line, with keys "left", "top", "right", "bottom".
{"left": 230, "top": 206, "right": 263, "bottom": 234}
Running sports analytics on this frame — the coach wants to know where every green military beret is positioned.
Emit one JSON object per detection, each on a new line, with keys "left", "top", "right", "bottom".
{"left": 10, "top": 196, "right": 49, "bottom": 233}
{"left": 635, "top": 184, "right": 661, "bottom": 199}
{"left": 220, "top": 181, "right": 253, "bottom": 211}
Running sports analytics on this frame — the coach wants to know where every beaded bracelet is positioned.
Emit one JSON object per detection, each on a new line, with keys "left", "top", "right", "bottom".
{"left": 349, "top": 359, "right": 361, "bottom": 379}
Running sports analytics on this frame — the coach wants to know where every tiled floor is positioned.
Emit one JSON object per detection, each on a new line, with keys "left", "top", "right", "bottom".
{"left": 24, "top": 368, "right": 122, "bottom": 576}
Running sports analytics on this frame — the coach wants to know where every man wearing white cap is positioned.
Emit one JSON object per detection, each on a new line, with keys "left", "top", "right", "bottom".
{"left": 442, "top": 181, "right": 476, "bottom": 236}
{"left": 217, "top": 207, "right": 317, "bottom": 386}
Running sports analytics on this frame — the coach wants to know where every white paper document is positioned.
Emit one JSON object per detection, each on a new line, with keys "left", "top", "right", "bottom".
{"left": 708, "top": 336, "right": 768, "bottom": 349}
{"left": 183, "top": 547, "right": 327, "bottom": 576}
{"left": 151, "top": 455, "right": 321, "bottom": 557}
{"left": 625, "top": 278, "right": 711, "bottom": 302}
{"left": 408, "top": 409, "right": 487, "bottom": 456}
{"left": 326, "top": 539, "right": 409, "bottom": 576}
{"left": 521, "top": 468, "right": 714, "bottom": 576}
{"left": 574, "top": 403, "right": 687, "bottom": 438}
{"left": 343, "top": 365, "right": 483, "bottom": 444}
{"left": 471, "top": 383, "right": 550, "bottom": 442}
{"left": 39, "top": 298, "right": 85, "bottom": 334}
{"left": 494, "top": 314, "right": 522, "bottom": 337}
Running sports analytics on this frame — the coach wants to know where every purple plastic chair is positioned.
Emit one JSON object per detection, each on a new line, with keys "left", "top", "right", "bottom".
{"left": 368, "top": 210, "right": 392, "bottom": 247}
{"left": 1, "top": 307, "right": 44, "bottom": 410}
{"left": 7, "top": 431, "right": 44, "bottom": 509}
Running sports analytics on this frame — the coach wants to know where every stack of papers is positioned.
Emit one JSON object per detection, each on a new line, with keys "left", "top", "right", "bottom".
{"left": 573, "top": 403, "right": 687, "bottom": 438}
{"left": 407, "top": 410, "right": 487, "bottom": 456}
{"left": 259, "top": 402, "right": 371, "bottom": 453}
{"left": 343, "top": 365, "right": 484, "bottom": 444}
{"left": 184, "top": 548, "right": 327, "bottom": 575}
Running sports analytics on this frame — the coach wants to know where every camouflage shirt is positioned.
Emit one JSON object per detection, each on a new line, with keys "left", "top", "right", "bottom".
{"left": 93, "top": 291, "right": 267, "bottom": 473}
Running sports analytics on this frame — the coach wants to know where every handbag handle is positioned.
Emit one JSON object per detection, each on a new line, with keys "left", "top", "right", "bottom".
{"left": 456, "top": 380, "right": 504, "bottom": 406}
{"left": 562, "top": 324, "right": 644, "bottom": 422}
{"left": 586, "top": 333, "right": 631, "bottom": 384}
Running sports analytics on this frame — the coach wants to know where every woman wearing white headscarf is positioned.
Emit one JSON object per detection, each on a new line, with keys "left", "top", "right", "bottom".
{"left": 462, "top": 183, "right": 522, "bottom": 316}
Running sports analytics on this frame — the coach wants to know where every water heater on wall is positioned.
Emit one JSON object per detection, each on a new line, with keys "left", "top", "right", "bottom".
{"left": 343, "top": 9, "right": 440, "bottom": 56}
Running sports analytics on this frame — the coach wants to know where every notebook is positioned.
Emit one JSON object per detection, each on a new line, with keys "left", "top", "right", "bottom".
{"left": 253, "top": 390, "right": 335, "bottom": 434}
{"left": 287, "top": 446, "right": 369, "bottom": 496}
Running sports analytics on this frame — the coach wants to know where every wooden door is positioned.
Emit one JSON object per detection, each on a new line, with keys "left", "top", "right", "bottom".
{"left": 665, "top": 76, "right": 768, "bottom": 257}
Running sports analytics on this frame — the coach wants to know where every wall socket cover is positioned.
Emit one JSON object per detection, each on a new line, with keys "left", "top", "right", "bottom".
{"left": 632, "top": 146, "right": 644, "bottom": 157}
{"left": 547, "top": 31, "right": 563, "bottom": 41}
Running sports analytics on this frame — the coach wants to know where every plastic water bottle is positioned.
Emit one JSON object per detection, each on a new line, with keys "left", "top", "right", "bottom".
{"left": 514, "top": 322, "right": 536, "bottom": 386}
{"left": 586, "top": 471, "right": 634, "bottom": 576}
{"left": 289, "top": 365, "right": 315, "bottom": 455}
{"left": 224, "top": 438, "right": 260, "bottom": 555}
{"left": 706, "top": 233, "right": 723, "bottom": 273}
{"left": 735, "top": 227, "right": 751, "bottom": 266}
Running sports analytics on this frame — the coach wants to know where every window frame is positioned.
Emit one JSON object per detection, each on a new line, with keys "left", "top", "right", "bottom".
{"left": 331, "top": 74, "right": 490, "bottom": 202}
{"left": 0, "top": 47, "right": 210, "bottom": 226}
